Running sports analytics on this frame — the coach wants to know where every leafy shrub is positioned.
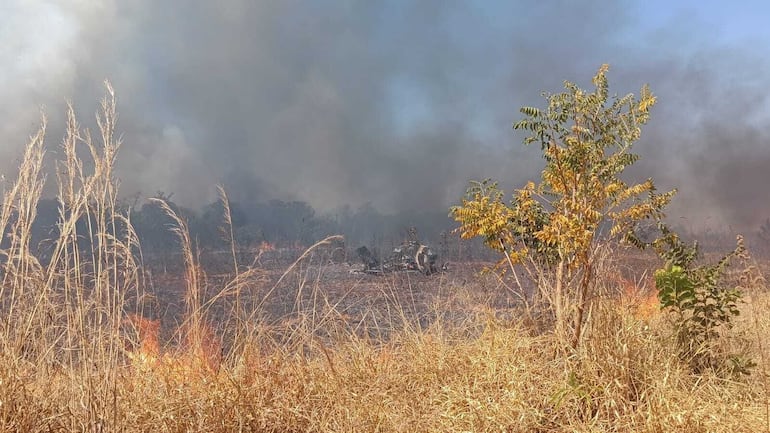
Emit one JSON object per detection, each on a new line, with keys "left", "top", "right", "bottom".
{"left": 651, "top": 225, "right": 752, "bottom": 374}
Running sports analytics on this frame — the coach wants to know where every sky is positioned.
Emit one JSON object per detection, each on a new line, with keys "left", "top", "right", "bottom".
{"left": 2, "top": 0, "right": 770, "bottom": 232}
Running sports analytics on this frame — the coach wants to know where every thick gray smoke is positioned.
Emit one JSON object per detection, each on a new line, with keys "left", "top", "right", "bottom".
{"left": 2, "top": 1, "right": 769, "bottom": 231}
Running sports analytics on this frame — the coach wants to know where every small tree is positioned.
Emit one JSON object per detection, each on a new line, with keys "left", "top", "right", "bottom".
{"left": 452, "top": 65, "right": 675, "bottom": 348}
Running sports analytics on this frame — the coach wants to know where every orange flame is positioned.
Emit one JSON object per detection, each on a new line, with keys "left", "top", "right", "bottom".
{"left": 617, "top": 275, "right": 660, "bottom": 320}
{"left": 125, "top": 313, "right": 160, "bottom": 365}
{"left": 124, "top": 314, "right": 221, "bottom": 377}
{"left": 259, "top": 241, "right": 276, "bottom": 252}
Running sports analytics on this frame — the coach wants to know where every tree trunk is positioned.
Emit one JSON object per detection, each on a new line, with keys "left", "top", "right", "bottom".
{"left": 571, "top": 252, "right": 593, "bottom": 349}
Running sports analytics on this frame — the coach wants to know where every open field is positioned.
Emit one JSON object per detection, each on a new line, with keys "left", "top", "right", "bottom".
{"left": 3, "top": 89, "right": 770, "bottom": 433}
{"left": 3, "top": 239, "right": 770, "bottom": 432}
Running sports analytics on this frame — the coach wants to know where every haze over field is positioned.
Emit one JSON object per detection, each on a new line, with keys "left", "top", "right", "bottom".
{"left": 2, "top": 0, "right": 770, "bottom": 230}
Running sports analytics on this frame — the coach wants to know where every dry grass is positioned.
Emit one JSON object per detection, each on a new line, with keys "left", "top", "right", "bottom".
{"left": 1, "top": 88, "right": 769, "bottom": 432}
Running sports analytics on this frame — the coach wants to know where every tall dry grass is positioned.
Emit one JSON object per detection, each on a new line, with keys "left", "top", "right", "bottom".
{"left": 0, "top": 87, "right": 768, "bottom": 432}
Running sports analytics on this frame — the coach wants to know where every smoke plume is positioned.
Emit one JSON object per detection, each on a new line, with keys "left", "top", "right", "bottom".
{"left": 2, "top": 0, "right": 769, "bottom": 231}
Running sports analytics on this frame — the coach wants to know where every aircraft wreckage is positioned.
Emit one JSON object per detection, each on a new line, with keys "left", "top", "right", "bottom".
{"left": 355, "top": 239, "right": 440, "bottom": 275}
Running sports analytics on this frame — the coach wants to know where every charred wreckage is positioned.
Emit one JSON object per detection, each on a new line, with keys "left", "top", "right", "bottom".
{"left": 355, "top": 230, "right": 441, "bottom": 275}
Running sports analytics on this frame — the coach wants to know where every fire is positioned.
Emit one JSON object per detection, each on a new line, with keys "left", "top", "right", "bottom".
{"left": 125, "top": 313, "right": 160, "bottom": 366}
{"left": 615, "top": 275, "right": 660, "bottom": 321}
{"left": 258, "top": 241, "right": 276, "bottom": 252}
{"left": 124, "top": 314, "right": 221, "bottom": 378}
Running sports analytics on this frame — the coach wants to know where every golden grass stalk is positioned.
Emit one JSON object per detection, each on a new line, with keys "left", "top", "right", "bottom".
{"left": 217, "top": 184, "right": 239, "bottom": 277}
{"left": 147, "top": 198, "right": 206, "bottom": 354}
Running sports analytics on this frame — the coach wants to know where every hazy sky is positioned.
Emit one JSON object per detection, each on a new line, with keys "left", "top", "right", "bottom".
{"left": 2, "top": 1, "right": 770, "bottom": 231}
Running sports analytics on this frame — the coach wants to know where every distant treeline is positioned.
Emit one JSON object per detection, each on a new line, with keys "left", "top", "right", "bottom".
{"left": 15, "top": 194, "right": 767, "bottom": 268}
{"left": 21, "top": 194, "right": 486, "bottom": 262}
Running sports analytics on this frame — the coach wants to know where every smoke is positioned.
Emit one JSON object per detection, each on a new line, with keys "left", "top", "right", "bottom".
{"left": 2, "top": 0, "right": 769, "bottom": 231}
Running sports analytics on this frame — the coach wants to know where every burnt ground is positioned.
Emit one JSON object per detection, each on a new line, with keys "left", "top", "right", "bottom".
{"left": 137, "top": 244, "right": 766, "bottom": 350}
{"left": 138, "top": 246, "right": 525, "bottom": 348}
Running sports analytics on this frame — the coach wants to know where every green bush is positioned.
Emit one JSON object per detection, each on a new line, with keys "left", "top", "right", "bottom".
{"left": 651, "top": 226, "right": 752, "bottom": 374}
